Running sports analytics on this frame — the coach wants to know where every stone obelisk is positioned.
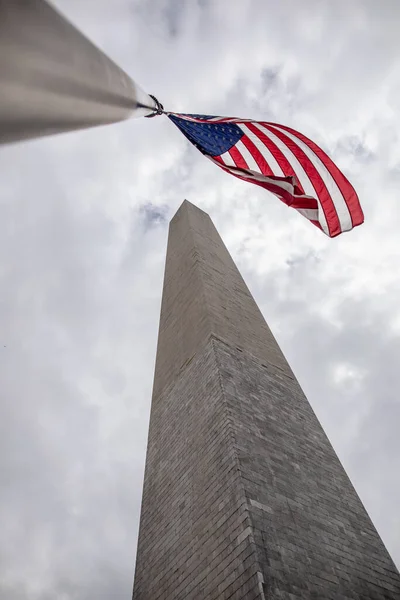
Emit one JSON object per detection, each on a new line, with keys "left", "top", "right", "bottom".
{"left": 132, "top": 200, "right": 400, "bottom": 599}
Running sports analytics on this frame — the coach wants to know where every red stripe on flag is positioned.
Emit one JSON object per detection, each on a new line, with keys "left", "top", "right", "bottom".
{"left": 214, "top": 154, "right": 318, "bottom": 211}
{"left": 227, "top": 170, "right": 318, "bottom": 217}
{"left": 290, "top": 196, "right": 318, "bottom": 210}
{"left": 310, "top": 220, "right": 323, "bottom": 231}
{"left": 267, "top": 123, "right": 364, "bottom": 227}
{"left": 246, "top": 123, "right": 306, "bottom": 196}
{"left": 240, "top": 134, "right": 319, "bottom": 211}
{"left": 240, "top": 135, "right": 273, "bottom": 176}
{"left": 211, "top": 157, "right": 319, "bottom": 215}
{"left": 263, "top": 124, "right": 340, "bottom": 237}
{"left": 229, "top": 146, "right": 249, "bottom": 169}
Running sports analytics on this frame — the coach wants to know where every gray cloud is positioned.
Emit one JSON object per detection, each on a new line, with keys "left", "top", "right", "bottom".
{"left": 139, "top": 203, "right": 170, "bottom": 230}
{"left": 0, "top": 0, "right": 399, "bottom": 598}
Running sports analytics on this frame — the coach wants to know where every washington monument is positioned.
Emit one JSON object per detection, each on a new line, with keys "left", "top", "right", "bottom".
{"left": 1, "top": 3, "right": 397, "bottom": 598}
{"left": 132, "top": 201, "right": 400, "bottom": 599}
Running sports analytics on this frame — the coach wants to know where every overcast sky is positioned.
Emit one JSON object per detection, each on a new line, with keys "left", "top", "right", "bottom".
{"left": 1, "top": 0, "right": 400, "bottom": 598}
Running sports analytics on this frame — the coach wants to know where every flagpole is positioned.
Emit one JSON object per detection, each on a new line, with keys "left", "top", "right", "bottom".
{"left": 0, "top": 0, "right": 158, "bottom": 145}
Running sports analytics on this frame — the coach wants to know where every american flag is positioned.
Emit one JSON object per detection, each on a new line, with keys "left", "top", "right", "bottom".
{"left": 168, "top": 113, "right": 364, "bottom": 237}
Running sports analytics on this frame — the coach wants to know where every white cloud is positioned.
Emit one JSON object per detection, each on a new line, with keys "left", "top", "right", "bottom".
{"left": 1, "top": 0, "right": 399, "bottom": 597}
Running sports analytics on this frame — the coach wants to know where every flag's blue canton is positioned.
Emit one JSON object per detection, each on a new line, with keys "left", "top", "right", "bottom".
{"left": 168, "top": 114, "right": 243, "bottom": 156}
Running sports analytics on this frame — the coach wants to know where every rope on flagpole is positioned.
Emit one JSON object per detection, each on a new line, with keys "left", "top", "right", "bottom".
{"left": 145, "top": 95, "right": 165, "bottom": 117}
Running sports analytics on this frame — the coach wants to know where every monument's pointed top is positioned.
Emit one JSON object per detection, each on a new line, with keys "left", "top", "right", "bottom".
{"left": 154, "top": 200, "right": 288, "bottom": 400}
{"left": 172, "top": 199, "right": 209, "bottom": 222}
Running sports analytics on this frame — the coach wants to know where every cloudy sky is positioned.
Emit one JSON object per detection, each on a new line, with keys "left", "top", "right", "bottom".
{"left": 1, "top": 0, "right": 400, "bottom": 598}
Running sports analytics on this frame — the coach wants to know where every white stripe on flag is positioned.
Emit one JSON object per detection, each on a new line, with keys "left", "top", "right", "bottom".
{"left": 253, "top": 123, "right": 329, "bottom": 234}
{"left": 269, "top": 124, "right": 352, "bottom": 231}
{"left": 219, "top": 151, "right": 236, "bottom": 167}
{"left": 239, "top": 124, "right": 284, "bottom": 176}
{"left": 235, "top": 140, "right": 261, "bottom": 173}
{"left": 295, "top": 208, "right": 320, "bottom": 221}
{"left": 214, "top": 154, "right": 318, "bottom": 201}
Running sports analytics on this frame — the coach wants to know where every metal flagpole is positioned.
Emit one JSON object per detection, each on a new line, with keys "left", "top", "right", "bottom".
{"left": 0, "top": 0, "right": 159, "bottom": 145}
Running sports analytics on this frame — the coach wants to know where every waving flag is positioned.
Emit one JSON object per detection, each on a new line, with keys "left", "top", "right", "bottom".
{"left": 168, "top": 113, "right": 364, "bottom": 237}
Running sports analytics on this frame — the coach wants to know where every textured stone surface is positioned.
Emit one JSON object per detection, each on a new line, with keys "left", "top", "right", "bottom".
{"left": 217, "top": 338, "right": 400, "bottom": 600}
{"left": 132, "top": 201, "right": 400, "bottom": 599}
{"left": 133, "top": 339, "right": 264, "bottom": 600}
{"left": 151, "top": 200, "right": 289, "bottom": 403}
